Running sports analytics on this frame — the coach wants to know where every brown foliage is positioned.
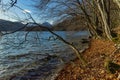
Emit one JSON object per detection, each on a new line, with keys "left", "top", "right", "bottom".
{"left": 56, "top": 39, "right": 120, "bottom": 80}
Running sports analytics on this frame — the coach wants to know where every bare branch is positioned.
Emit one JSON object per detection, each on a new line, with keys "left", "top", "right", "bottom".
{"left": 10, "top": 0, "right": 17, "bottom": 7}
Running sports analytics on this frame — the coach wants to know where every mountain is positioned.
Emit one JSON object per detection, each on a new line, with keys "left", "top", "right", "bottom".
{"left": 24, "top": 22, "right": 52, "bottom": 31}
{"left": 42, "top": 22, "right": 52, "bottom": 27}
{"left": 0, "top": 19, "right": 25, "bottom": 31}
{"left": 52, "top": 15, "right": 87, "bottom": 31}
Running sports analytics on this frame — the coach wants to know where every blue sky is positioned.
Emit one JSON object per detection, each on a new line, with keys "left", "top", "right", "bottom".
{"left": 0, "top": 0, "right": 54, "bottom": 24}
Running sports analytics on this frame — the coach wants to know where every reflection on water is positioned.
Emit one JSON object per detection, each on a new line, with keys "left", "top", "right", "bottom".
{"left": 0, "top": 31, "right": 90, "bottom": 79}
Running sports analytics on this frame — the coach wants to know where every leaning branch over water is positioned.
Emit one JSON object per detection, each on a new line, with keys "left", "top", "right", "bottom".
{"left": 14, "top": 5, "right": 87, "bottom": 67}
{"left": 34, "top": 23, "right": 87, "bottom": 66}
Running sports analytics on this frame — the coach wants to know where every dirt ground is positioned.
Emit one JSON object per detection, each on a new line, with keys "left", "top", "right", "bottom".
{"left": 55, "top": 39, "right": 120, "bottom": 80}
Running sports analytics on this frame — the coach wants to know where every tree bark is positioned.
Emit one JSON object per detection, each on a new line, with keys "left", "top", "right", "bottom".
{"left": 96, "top": 0, "right": 112, "bottom": 40}
{"left": 113, "top": 0, "right": 120, "bottom": 9}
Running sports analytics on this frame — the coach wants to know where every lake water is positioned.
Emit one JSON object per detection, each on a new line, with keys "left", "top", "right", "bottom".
{"left": 0, "top": 31, "right": 90, "bottom": 80}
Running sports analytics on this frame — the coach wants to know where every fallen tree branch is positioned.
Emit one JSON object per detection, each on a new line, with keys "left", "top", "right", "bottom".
{"left": 33, "top": 23, "right": 87, "bottom": 67}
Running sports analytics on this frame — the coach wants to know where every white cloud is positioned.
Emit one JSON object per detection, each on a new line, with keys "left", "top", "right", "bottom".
{"left": 0, "top": 12, "right": 17, "bottom": 22}
{"left": 23, "top": 9, "right": 31, "bottom": 13}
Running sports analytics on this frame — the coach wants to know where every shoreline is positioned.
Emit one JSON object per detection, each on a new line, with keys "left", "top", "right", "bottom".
{"left": 9, "top": 40, "right": 89, "bottom": 80}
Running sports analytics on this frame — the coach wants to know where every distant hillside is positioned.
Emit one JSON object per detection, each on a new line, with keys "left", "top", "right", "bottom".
{"left": 52, "top": 15, "right": 87, "bottom": 31}
{"left": 0, "top": 16, "right": 87, "bottom": 31}
{"left": 0, "top": 19, "right": 24, "bottom": 31}
{"left": 25, "top": 26, "right": 52, "bottom": 31}
{"left": 24, "top": 22, "right": 52, "bottom": 31}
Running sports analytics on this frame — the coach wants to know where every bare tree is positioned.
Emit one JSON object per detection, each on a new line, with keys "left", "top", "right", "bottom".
{"left": 34, "top": 0, "right": 120, "bottom": 40}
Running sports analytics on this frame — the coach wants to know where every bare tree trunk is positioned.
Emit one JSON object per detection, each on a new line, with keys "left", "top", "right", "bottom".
{"left": 77, "top": 0, "right": 99, "bottom": 38}
{"left": 96, "top": 0, "right": 112, "bottom": 40}
{"left": 103, "top": 0, "right": 111, "bottom": 27}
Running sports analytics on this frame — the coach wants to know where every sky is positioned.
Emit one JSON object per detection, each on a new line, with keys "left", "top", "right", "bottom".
{"left": 0, "top": 0, "right": 54, "bottom": 24}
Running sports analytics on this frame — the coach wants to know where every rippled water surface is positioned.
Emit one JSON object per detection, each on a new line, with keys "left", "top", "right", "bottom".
{"left": 0, "top": 31, "right": 90, "bottom": 79}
